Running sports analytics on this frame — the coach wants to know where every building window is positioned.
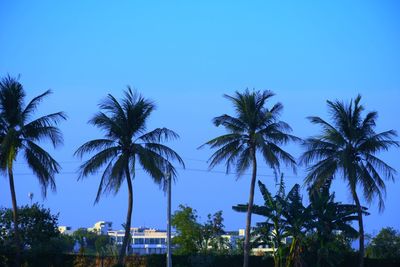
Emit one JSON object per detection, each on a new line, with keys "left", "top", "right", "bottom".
{"left": 134, "top": 238, "right": 144, "bottom": 245}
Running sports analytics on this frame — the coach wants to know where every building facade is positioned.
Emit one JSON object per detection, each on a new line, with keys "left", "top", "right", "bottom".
{"left": 64, "top": 221, "right": 291, "bottom": 256}
{"left": 108, "top": 227, "right": 169, "bottom": 255}
{"left": 88, "top": 221, "right": 113, "bottom": 235}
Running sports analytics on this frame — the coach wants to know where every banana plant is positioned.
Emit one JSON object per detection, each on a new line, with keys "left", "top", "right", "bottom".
{"left": 233, "top": 175, "right": 288, "bottom": 267}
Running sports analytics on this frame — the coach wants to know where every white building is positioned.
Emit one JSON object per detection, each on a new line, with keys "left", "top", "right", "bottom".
{"left": 58, "top": 226, "right": 73, "bottom": 235}
{"left": 108, "top": 227, "right": 169, "bottom": 255}
{"left": 88, "top": 221, "right": 113, "bottom": 235}
{"left": 222, "top": 229, "right": 293, "bottom": 255}
{"left": 221, "top": 229, "right": 245, "bottom": 249}
{"left": 78, "top": 221, "right": 290, "bottom": 256}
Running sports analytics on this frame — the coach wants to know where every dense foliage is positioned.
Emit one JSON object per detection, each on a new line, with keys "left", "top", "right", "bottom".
{"left": 171, "top": 205, "right": 228, "bottom": 255}
{"left": 72, "top": 228, "right": 112, "bottom": 254}
{"left": 366, "top": 227, "right": 400, "bottom": 259}
{"left": 234, "top": 175, "right": 361, "bottom": 267}
{"left": 0, "top": 204, "right": 73, "bottom": 259}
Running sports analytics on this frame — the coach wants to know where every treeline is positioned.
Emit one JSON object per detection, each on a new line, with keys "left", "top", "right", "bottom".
{"left": 0, "top": 75, "right": 398, "bottom": 267}
{"left": 1, "top": 202, "right": 399, "bottom": 266}
{"left": 170, "top": 176, "right": 400, "bottom": 267}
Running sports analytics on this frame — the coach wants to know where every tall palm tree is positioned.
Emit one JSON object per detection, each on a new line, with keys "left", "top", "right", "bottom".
{"left": 201, "top": 89, "right": 298, "bottom": 267}
{"left": 0, "top": 75, "right": 66, "bottom": 266}
{"left": 300, "top": 95, "right": 398, "bottom": 267}
{"left": 75, "top": 88, "right": 184, "bottom": 265}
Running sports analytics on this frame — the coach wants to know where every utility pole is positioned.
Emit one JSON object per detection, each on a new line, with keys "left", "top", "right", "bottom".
{"left": 28, "top": 192, "right": 34, "bottom": 205}
{"left": 166, "top": 170, "right": 172, "bottom": 267}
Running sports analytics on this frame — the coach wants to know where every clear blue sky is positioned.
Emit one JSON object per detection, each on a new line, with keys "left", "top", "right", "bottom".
{"left": 1, "top": 1, "right": 399, "bottom": 237}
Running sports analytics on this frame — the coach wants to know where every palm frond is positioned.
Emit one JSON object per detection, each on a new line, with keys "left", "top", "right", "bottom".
{"left": 141, "top": 142, "right": 185, "bottom": 168}
{"left": 304, "top": 157, "right": 337, "bottom": 188}
{"left": 74, "top": 139, "right": 116, "bottom": 158}
{"left": 0, "top": 75, "right": 25, "bottom": 126}
{"left": 138, "top": 127, "right": 180, "bottom": 143}
{"left": 357, "top": 163, "right": 385, "bottom": 211}
{"left": 199, "top": 133, "right": 243, "bottom": 150}
{"left": 207, "top": 140, "right": 242, "bottom": 171}
{"left": 264, "top": 143, "right": 297, "bottom": 172}
{"left": 364, "top": 154, "right": 397, "bottom": 181}
{"left": 88, "top": 112, "right": 123, "bottom": 139}
{"left": 23, "top": 112, "right": 67, "bottom": 146}
{"left": 99, "top": 93, "right": 127, "bottom": 124}
{"left": 359, "top": 130, "right": 399, "bottom": 153}
{"left": 21, "top": 90, "right": 52, "bottom": 122}
{"left": 212, "top": 114, "right": 246, "bottom": 132}
{"left": 77, "top": 147, "right": 119, "bottom": 179}
{"left": 23, "top": 141, "right": 60, "bottom": 196}
{"left": 125, "top": 94, "right": 155, "bottom": 137}
{"left": 235, "top": 147, "right": 252, "bottom": 177}
{"left": 94, "top": 160, "right": 114, "bottom": 203}
{"left": 135, "top": 145, "right": 166, "bottom": 184}
{"left": 108, "top": 154, "right": 130, "bottom": 194}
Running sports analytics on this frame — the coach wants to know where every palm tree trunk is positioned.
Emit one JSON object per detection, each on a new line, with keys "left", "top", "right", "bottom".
{"left": 118, "top": 167, "right": 134, "bottom": 266}
{"left": 8, "top": 166, "right": 21, "bottom": 267}
{"left": 351, "top": 188, "right": 364, "bottom": 267}
{"left": 243, "top": 149, "right": 257, "bottom": 267}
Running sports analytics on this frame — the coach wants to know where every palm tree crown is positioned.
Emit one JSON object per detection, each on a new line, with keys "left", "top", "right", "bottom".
{"left": 202, "top": 89, "right": 298, "bottom": 174}
{"left": 75, "top": 88, "right": 184, "bottom": 202}
{"left": 300, "top": 94, "right": 398, "bottom": 210}
{"left": 0, "top": 75, "right": 66, "bottom": 195}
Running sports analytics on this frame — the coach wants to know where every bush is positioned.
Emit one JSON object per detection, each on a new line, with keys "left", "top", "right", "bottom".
{"left": 0, "top": 252, "right": 399, "bottom": 267}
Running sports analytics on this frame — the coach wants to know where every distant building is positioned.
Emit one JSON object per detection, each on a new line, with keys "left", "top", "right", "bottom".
{"left": 69, "top": 221, "right": 291, "bottom": 256}
{"left": 108, "top": 227, "right": 169, "bottom": 255}
{"left": 88, "top": 221, "right": 113, "bottom": 235}
{"left": 220, "top": 228, "right": 293, "bottom": 255}
{"left": 250, "top": 231, "right": 293, "bottom": 255}
{"left": 222, "top": 229, "right": 245, "bottom": 249}
{"left": 58, "top": 226, "right": 73, "bottom": 235}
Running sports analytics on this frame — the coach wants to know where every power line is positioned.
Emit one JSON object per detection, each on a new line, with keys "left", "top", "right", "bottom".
{"left": 12, "top": 166, "right": 301, "bottom": 179}
{"left": 14, "top": 156, "right": 297, "bottom": 171}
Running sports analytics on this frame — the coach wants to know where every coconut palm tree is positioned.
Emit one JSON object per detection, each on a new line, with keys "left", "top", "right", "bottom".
{"left": 0, "top": 75, "right": 66, "bottom": 266}
{"left": 75, "top": 88, "right": 184, "bottom": 265}
{"left": 300, "top": 95, "right": 398, "bottom": 267}
{"left": 201, "top": 89, "right": 298, "bottom": 267}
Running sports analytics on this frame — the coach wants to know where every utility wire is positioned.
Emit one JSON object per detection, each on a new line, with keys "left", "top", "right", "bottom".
{"left": 14, "top": 156, "right": 297, "bottom": 171}
{"left": 12, "top": 166, "right": 301, "bottom": 179}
